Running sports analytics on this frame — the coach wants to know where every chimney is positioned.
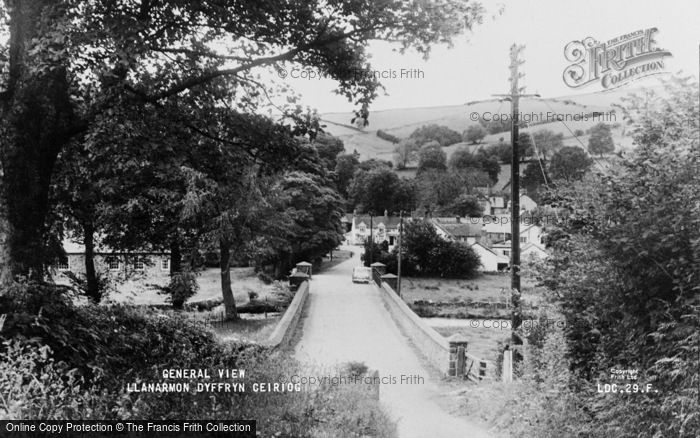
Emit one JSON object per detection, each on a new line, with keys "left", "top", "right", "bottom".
{"left": 384, "top": 209, "right": 388, "bottom": 219}
{"left": 456, "top": 216, "right": 461, "bottom": 223}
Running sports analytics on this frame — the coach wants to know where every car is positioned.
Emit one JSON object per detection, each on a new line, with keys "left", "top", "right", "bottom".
{"left": 352, "top": 266, "right": 372, "bottom": 283}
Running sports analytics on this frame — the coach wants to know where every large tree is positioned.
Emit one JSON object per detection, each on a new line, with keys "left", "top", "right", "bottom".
{"left": 0, "top": 0, "right": 486, "bottom": 286}
{"left": 548, "top": 146, "right": 592, "bottom": 182}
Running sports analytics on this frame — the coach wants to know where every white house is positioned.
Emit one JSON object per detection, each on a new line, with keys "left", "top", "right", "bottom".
{"left": 348, "top": 213, "right": 402, "bottom": 246}
{"left": 471, "top": 242, "right": 510, "bottom": 272}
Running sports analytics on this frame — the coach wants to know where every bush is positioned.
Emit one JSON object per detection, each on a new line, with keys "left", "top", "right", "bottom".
{"left": 0, "top": 283, "right": 397, "bottom": 436}
{"left": 155, "top": 270, "right": 199, "bottom": 309}
{"left": 388, "top": 219, "right": 480, "bottom": 278}
{"left": 376, "top": 129, "right": 400, "bottom": 144}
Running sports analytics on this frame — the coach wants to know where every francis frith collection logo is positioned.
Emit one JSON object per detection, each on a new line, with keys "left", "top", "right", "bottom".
{"left": 563, "top": 28, "right": 672, "bottom": 90}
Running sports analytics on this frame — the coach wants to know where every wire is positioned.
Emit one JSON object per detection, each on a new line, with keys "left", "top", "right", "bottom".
{"left": 519, "top": 104, "right": 550, "bottom": 189}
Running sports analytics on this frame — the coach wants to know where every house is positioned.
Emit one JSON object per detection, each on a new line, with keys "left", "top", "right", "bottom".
{"left": 522, "top": 242, "right": 548, "bottom": 260}
{"left": 471, "top": 242, "right": 510, "bottom": 272}
{"left": 348, "top": 212, "right": 402, "bottom": 246}
{"left": 431, "top": 218, "right": 483, "bottom": 244}
{"left": 489, "top": 229, "right": 547, "bottom": 260}
{"left": 54, "top": 237, "right": 171, "bottom": 283}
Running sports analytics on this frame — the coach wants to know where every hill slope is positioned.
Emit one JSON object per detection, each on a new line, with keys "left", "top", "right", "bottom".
{"left": 321, "top": 87, "right": 654, "bottom": 161}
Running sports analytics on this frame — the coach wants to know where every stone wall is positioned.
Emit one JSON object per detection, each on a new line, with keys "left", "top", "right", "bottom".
{"left": 376, "top": 282, "right": 451, "bottom": 375}
{"left": 264, "top": 281, "right": 309, "bottom": 349}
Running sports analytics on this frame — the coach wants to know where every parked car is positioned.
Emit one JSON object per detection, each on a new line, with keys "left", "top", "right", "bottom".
{"left": 352, "top": 266, "right": 371, "bottom": 283}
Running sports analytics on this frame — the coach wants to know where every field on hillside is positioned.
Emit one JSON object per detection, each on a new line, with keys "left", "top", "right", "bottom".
{"left": 322, "top": 88, "right": 646, "bottom": 162}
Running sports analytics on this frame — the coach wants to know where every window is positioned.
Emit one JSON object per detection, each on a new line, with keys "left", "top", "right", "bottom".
{"left": 359, "top": 224, "right": 366, "bottom": 232}
{"left": 161, "top": 258, "right": 170, "bottom": 271}
{"left": 56, "top": 260, "right": 70, "bottom": 271}
{"left": 133, "top": 260, "right": 145, "bottom": 270}
{"left": 503, "top": 250, "right": 510, "bottom": 256}
{"left": 107, "top": 257, "right": 120, "bottom": 270}
{"left": 520, "top": 237, "right": 528, "bottom": 243}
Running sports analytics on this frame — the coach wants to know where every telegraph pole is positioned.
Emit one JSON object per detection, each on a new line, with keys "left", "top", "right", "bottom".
{"left": 369, "top": 212, "right": 374, "bottom": 265}
{"left": 397, "top": 211, "right": 404, "bottom": 297}
{"left": 493, "top": 44, "right": 539, "bottom": 354}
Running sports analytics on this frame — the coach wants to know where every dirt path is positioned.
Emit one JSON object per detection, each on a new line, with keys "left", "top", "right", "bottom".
{"left": 294, "top": 247, "right": 492, "bottom": 438}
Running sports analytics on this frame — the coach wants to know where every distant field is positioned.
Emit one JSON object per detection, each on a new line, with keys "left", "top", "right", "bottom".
{"left": 400, "top": 274, "right": 544, "bottom": 307}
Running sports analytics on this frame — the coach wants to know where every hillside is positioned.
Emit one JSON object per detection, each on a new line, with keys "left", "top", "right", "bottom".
{"left": 321, "top": 87, "right": 655, "bottom": 162}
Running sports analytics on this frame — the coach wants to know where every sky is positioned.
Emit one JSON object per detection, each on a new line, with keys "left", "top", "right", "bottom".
{"left": 281, "top": 0, "right": 700, "bottom": 113}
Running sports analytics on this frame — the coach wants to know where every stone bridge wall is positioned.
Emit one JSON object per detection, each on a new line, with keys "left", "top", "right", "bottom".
{"left": 376, "top": 282, "right": 451, "bottom": 375}
{"left": 264, "top": 281, "right": 309, "bottom": 349}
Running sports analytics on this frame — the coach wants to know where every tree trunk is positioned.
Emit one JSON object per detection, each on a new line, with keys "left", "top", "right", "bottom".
{"left": 219, "top": 239, "right": 238, "bottom": 320}
{"left": 0, "top": 1, "right": 76, "bottom": 280}
{"left": 83, "top": 221, "right": 100, "bottom": 303}
{"left": 169, "top": 240, "right": 182, "bottom": 276}
{"left": 0, "top": 186, "right": 12, "bottom": 290}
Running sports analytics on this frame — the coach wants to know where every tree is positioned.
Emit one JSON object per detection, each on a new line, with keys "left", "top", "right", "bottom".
{"left": 449, "top": 148, "right": 480, "bottom": 170}
{"left": 531, "top": 129, "right": 564, "bottom": 160}
{"left": 587, "top": 123, "right": 615, "bottom": 156}
{"left": 348, "top": 167, "right": 416, "bottom": 214}
{"left": 548, "top": 146, "right": 592, "bottom": 182}
{"left": 313, "top": 133, "right": 345, "bottom": 171}
{"left": 0, "top": 0, "right": 485, "bottom": 286}
{"left": 391, "top": 219, "right": 480, "bottom": 278}
{"left": 393, "top": 138, "right": 419, "bottom": 169}
{"left": 415, "top": 170, "right": 462, "bottom": 212}
{"left": 439, "top": 194, "right": 483, "bottom": 217}
{"left": 490, "top": 133, "right": 532, "bottom": 163}
{"left": 463, "top": 124, "right": 487, "bottom": 144}
{"left": 334, "top": 153, "right": 360, "bottom": 197}
{"left": 521, "top": 161, "right": 550, "bottom": 202}
{"left": 475, "top": 149, "right": 501, "bottom": 184}
{"left": 409, "top": 124, "right": 462, "bottom": 147}
{"left": 417, "top": 141, "right": 447, "bottom": 173}
{"left": 450, "top": 147, "right": 500, "bottom": 184}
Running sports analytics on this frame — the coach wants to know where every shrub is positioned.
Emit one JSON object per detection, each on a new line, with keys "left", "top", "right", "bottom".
{"left": 376, "top": 129, "right": 400, "bottom": 143}
{"left": 0, "top": 283, "right": 396, "bottom": 436}
{"left": 155, "top": 270, "right": 199, "bottom": 309}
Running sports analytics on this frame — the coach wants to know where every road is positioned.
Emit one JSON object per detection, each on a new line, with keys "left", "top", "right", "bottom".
{"left": 294, "top": 247, "right": 492, "bottom": 438}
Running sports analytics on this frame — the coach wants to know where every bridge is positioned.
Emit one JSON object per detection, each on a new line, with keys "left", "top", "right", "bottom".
{"left": 292, "top": 248, "right": 493, "bottom": 438}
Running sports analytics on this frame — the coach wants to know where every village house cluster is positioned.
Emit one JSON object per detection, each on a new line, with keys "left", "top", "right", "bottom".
{"left": 342, "top": 192, "right": 547, "bottom": 272}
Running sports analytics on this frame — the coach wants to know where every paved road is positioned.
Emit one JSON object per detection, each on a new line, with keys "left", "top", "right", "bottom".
{"left": 295, "top": 247, "right": 492, "bottom": 438}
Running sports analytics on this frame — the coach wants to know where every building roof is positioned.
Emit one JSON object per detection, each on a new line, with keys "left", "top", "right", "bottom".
{"left": 354, "top": 215, "right": 403, "bottom": 229}
{"left": 434, "top": 221, "right": 482, "bottom": 238}
{"left": 62, "top": 237, "right": 168, "bottom": 255}
{"left": 471, "top": 242, "right": 509, "bottom": 260}
{"left": 521, "top": 242, "right": 547, "bottom": 254}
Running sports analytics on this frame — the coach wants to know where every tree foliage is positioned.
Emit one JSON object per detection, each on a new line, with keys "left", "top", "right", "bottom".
{"left": 0, "top": 0, "right": 485, "bottom": 284}
{"left": 548, "top": 146, "right": 593, "bottom": 182}
{"left": 416, "top": 141, "right": 447, "bottom": 172}
{"left": 587, "top": 123, "right": 615, "bottom": 156}
{"left": 538, "top": 77, "right": 699, "bottom": 436}
{"left": 348, "top": 166, "right": 416, "bottom": 214}
{"left": 409, "top": 124, "right": 462, "bottom": 147}
{"left": 463, "top": 124, "right": 487, "bottom": 144}
{"left": 531, "top": 129, "right": 564, "bottom": 159}
{"left": 388, "top": 219, "right": 480, "bottom": 278}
